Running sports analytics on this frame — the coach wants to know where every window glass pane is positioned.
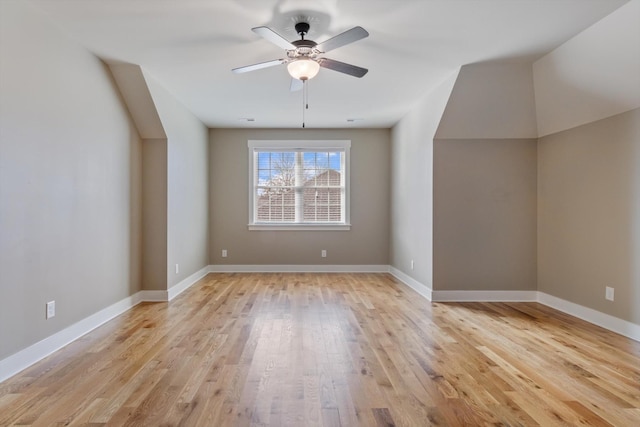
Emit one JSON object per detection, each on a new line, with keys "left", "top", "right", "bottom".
{"left": 329, "top": 152, "right": 341, "bottom": 170}
{"left": 303, "top": 152, "right": 315, "bottom": 165}
{"left": 257, "top": 152, "right": 271, "bottom": 169}
{"left": 316, "top": 152, "right": 329, "bottom": 169}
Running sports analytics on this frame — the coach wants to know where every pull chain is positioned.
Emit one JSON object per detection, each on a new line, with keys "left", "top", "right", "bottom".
{"left": 302, "top": 79, "right": 310, "bottom": 128}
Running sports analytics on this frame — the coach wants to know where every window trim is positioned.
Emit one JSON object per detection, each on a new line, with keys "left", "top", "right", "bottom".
{"left": 248, "top": 140, "right": 351, "bottom": 231}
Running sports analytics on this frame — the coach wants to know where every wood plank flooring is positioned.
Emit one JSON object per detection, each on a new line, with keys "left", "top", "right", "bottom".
{"left": 1, "top": 273, "right": 639, "bottom": 426}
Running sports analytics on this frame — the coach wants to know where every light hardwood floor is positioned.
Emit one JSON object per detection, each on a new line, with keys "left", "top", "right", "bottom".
{"left": 1, "top": 273, "right": 639, "bottom": 426}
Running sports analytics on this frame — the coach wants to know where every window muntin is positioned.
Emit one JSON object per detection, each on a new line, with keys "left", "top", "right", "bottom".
{"left": 248, "top": 140, "right": 350, "bottom": 230}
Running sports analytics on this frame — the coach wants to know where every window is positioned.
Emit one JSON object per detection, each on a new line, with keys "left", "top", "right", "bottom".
{"left": 248, "top": 140, "right": 350, "bottom": 230}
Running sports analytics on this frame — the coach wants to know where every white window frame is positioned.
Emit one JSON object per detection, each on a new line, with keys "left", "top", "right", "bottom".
{"left": 248, "top": 140, "right": 351, "bottom": 231}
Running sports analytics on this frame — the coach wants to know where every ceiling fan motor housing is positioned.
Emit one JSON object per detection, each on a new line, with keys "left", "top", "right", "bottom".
{"left": 291, "top": 39, "right": 318, "bottom": 58}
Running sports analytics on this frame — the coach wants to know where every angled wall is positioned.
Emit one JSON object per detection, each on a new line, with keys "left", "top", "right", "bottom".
{"left": 109, "top": 66, "right": 209, "bottom": 291}
{"left": 535, "top": 0, "right": 640, "bottom": 325}
{"left": 389, "top": 70, "right": 459, "bottom": 293}
{"left": 109, "top": 64, "right": 166, "bottom": 140}
{"left": 433, "top": 63, "right": 538, "bottom": 293}
{"left": 538, "top": 109, "right": 640, "bottom": 324}
{"left": 109, "top": 64, "right": 169, "bottom": 291}
{"left": 435, "top": 62, "right": 538, "bottom": 139}
{"left": 144, "top": 75, "right": 209, "bottom": 289}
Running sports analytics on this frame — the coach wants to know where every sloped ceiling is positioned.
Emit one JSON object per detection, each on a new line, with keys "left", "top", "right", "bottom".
{"left": 533, "top": 0, "right": 640, "bottom": 136}
{"left": 109, "top": 63, "right": 166, "bottom": 139}
{"left": 435, "top": 63, "right": 538, "bottom": 139}
{"left": 29, "top": 0, "right": 629, "bottom": 128}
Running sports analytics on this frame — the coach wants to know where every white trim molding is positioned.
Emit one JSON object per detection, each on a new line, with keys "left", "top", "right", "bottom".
{"left": 0, "top": 293, "right": 143, "bottom": 383}
{"left": 209, "top": 264, "right": 389, "bottom": 273}
{"left": 424, "top": 289, "right": 638, "bottom": 341}
{"left": 537, "top": 292, "right": 640, "bottom": 342}
{"left": 3, "top": 267, "right": 638, "bottom": 383}
{"left": 168, "top": 265, "right": 210, "bottom": 300}
{"left": 0, "top": 266, "right": 211, "bottom": 383}
{"left": 248, "top": 224, "right": 351, "bottom": 231}
{"left": 388, "top": 266, "right": 432, "bottom": 301}
{"left": 208, "top": 267, "right": 640, "bottom": 343}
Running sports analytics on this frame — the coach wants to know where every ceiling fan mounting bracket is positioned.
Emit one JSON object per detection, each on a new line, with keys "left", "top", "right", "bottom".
{"left": 295, "top": 22, "right": 311, "bottom": 38}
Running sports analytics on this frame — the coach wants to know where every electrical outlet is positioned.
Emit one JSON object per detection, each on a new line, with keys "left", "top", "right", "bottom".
{"left": 321, "top": 250, "right": 327, "bottom": 258}
{"left": 411, "top": 260, "right": 414, "bottom": 270}
{"left": 605, "top": 286, "right": 614, "bottom": 301}
{"left": 175, "top": 264, "right": 179, "bottom": 274}
{"left": 222, "top": 249, "right": 227, "bottom": 258}
{"left": 46, "top": 301, "right": 55, "bottom": 319}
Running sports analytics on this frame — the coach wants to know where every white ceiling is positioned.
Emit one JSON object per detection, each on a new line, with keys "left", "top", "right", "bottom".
{"left": 30, "top": 0, "right": 628, "bottom": 129}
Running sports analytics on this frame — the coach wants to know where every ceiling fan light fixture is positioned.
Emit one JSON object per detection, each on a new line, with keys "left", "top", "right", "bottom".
{"left": 287, "top": 58, "right": 320, "bottom": 81}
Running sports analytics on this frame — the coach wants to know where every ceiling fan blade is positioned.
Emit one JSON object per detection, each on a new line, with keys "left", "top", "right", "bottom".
{"left": 252, "top": 26, "right": 295, "bottom": 50}
{"left": 290, "top": 78, "right": 304, "bottom": 92}
{"left": 232, "top": 58, "right": 286, "bottom": 74}
{"left": 318, "top": 58, "right": 368, "bottom": 78}
{"left": 316, "top": 26, "right": 369, "bottom": 53}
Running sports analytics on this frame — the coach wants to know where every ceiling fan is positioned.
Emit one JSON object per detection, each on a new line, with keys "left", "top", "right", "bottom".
{"left": 232, "top": 21, "right": 369, "bottom": 90}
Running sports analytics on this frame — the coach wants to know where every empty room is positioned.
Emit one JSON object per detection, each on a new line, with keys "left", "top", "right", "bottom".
{"left": 1, "top": 0, "right": 639, "bottom": 425}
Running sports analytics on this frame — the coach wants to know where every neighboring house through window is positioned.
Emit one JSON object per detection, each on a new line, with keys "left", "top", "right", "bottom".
{"left": 248, "top": 140, "right": 351, "bottom": 230}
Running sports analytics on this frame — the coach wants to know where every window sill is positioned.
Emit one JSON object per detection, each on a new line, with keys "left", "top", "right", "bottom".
{"left": 248, "top": 223, "right": 351, "bottom": 231}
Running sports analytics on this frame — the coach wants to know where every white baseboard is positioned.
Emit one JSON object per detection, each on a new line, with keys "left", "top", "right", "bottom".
{"left": 0, "top": 293, "right": 142, "bottom": 383}
{"left": 432, "top": 290, "right": 538, "bottom": 302}
{"left": 209, "top": 264, "right": 390, "bottom": 273}
{"left": 537, "top": 292, "right": 640, "bottom": 342}
{"left": 388, "top": 266, "right": 432, "bottom": 301}
{"left": 167, "top": 265, "right": 210, "bottom": 300}
{"left": 0, "top": 265, "right": 210, "bottom": 383}
{"left": 414, "top": 287, "right": 639, "bottom": 342}
{"left": 3, "top": 268, "right": 638, "bottom": 383}
{"left": 208, "top": 267, "right": 639, "bottom": 342}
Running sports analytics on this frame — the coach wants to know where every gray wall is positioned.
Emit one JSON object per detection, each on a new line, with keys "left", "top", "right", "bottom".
{"left": 538, "top": 108, "right": 640, "bottom": 324}
{"left": 209, "top": 128, "right": 390, "bottom": 266}
{"left": 389, "top": 71, "right": 459, "bottom": 288}
{"left": 146, "top": 77, "right": 209, "bottom": 288}
{"left": 141, "top": 139, "right": 168, "bottom": 291}
{"left": 532, "top": 1, "right": 640, "bottom": 325}
{"left": 0, "top": 1, "right": 142, "bottom": 359}
{"left": 433, "top": 139, "right": 538, "bottom": 291}
{"left": 431, "top": 63, "right": 538, "bottom": 292}
{"left": 2, "top": 0, "right": 637, "bottom": 369}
